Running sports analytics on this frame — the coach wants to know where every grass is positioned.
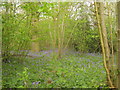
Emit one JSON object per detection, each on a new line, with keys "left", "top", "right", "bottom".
{"left": 2, "top": 50, "right": 107, "bottom": 88}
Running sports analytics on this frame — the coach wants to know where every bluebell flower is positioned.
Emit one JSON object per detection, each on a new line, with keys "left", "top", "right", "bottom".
{"left": 36, "top": 81, "right": 40, "bottom": 84}
{"left": 32, "top": 82, "right": 35, "bottom": 85}
{"left": 102, "top": 71, "right": 105, "bottom": 73}
{"left": 76, "top": 73, "right": 79, "bottom": 76}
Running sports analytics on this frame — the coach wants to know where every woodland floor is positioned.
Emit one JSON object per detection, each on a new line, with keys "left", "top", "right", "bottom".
{"left": 2, "top": 50, "right": 107, "bottom": 88}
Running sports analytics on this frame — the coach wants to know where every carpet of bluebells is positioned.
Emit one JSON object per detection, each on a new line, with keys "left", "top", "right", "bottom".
{"left": 2, "top": 50, "right": 107, "bottom": 88}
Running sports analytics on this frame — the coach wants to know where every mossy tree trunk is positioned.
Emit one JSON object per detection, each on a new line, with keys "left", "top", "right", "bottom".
{"left": 95, "top": 2, "right": 114, "bottom": 88}
{"left": 117, "top": 1, "right": 120, "bottom": 89}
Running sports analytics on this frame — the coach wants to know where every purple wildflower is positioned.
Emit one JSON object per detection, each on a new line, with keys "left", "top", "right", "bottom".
{"left": 36, "top": 81, "right": 40, "bottom": 84}
{"left": 32, "top": 82, "right": 35, "bottom": 85}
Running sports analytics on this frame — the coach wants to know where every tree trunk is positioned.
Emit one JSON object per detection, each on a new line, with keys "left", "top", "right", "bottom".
{"left": 57, "top": 2, "right": 62, "bottom": 58}
{"left": 107, "top": 2, "right": 117, "bottom": 87}
{"left": 99, "top": 2, "right": 114, "bottom": 88}
{"left": 31, "top": 16, "right": 40, "bottom": 52}
{"left": 31, "top": 35, "right": 40, "bottom": 52}
{"left": 117, "top": 1, "right": 120, "bottom": 89}
{"left": 95, "top": 2, "right": 114, "bottom": 88}
{"left": 99, "top": 2, "right": 110, "bottom": 62}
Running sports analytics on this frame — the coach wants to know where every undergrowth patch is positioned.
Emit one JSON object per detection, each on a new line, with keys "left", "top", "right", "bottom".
{"left": 2, "top": 52, "right": 107, "bottom": 88}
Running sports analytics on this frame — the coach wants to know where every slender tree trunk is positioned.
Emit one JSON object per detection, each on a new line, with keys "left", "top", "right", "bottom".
{"left": 0, "top": 15, "right": 1, "bottom": 90}
{"left": 99, "top": 2, "right": 111, "bottom": 87}
{"left": 95, "top": 2, "right": 114, "bottom": 88}
{"left": 57, "top": 2, "right": 62, "bottom": 58}
{"left": 49, "top": 23, "right": 54, "bottom": 49}
{"left": 107, "top": 2, "right": 117, "bottom": 87}
{"left": 99, "top": 2, "right": 110, "bottom": 62}
{"left": 64, "top": 20, "right": 79, "bottom": 50}
{"left": 61, "top": 18, "right": 65, "bottom": 51}
{"left": 31, "top": 15, "right": 40, "bottom": 52}
{"left": 31, "top": 35, "right": 40, "bottom": 52}
{"left": 117, "top": 1, "right": 120, "bottom": 89}
{"left": 53, "top": 17, "right": 57, "bottom": 49}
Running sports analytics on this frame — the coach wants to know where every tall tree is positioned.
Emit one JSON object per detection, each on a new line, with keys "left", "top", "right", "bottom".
{"left": 106, "top": 2, "right": 117, "bottom": 87}
{"left": 95, "top": 2, "right": 114, "bottom": 88}
{"left": 117, "top": 1, "right": 120, "bottom": 89}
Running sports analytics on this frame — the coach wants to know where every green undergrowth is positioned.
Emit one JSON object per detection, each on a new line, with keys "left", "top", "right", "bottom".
{"left": 2, "top": 53, "right": 107, "bottom": 88}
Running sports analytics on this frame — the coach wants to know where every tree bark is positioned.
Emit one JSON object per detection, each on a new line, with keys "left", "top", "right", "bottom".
{"left": 107, "top": 2, "right": 117, "bottom": 87}
{"left": 95, "top": 2, "right": 114, "bottom": 88}
{"left": 99, "top": 2, "right": 110, "bottom": 62}
{"left": 117, "top": 1, "right": 120, "bottom": 89}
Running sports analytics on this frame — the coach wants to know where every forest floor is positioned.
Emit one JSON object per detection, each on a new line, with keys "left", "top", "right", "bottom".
{"left": 2, "top": 50, "right": 107, "bottom": 88}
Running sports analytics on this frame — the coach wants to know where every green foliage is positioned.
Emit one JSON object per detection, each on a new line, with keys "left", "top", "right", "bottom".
{"left": 1, "top": 2, "right": 117, "bottom": 89}
{"left": 71, "top": 19, "right": 100, "bottom": 52}
{"left": 17, "top": 67, "right": 29, "bottom": 88}
{"left": 2, "top": 52, "right": 107, "bottom": 88}
{"left": 21, "top": 2, "right": 40, "bottom": 14}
